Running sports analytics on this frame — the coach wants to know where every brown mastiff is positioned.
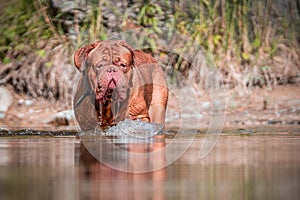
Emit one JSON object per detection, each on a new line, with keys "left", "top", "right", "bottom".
{"left": 73, "top": 40, "right": 168, "bottom": 131}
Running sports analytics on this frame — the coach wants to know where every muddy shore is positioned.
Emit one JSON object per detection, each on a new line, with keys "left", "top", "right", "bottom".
{"left": 0, "top": 84, "right": 299, "bottom": 132}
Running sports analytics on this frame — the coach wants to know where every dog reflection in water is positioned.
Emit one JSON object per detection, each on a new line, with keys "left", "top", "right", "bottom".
{"left": 78, "top": 135, "right": 166, "bottom": 200}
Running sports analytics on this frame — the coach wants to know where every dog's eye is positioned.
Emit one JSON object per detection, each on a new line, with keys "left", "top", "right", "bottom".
{"left": 96, "top": 64, "right": 102, "bottom": 69}
{"left": 120, "top": 63, "right": 127, "bottom": 69}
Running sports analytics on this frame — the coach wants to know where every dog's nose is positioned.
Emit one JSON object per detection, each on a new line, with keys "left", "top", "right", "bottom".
{"left": 107, "top": 67, "right": 117, "bottom": 73}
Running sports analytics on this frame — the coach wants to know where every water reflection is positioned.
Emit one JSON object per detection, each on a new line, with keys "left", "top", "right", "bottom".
{"left": 0, "top": 138, "right": 78, "bottom": 200}
{"left": 0, "top": 135, "right": 299, "bottom": 200}
{"left": 79, "top": 137, "right": 166, "bottom": 200}
{"left": 80, "top": 135, "right": 167, "bottom": 173}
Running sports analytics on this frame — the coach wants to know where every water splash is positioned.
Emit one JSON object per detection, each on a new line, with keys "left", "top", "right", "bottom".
{"left": 96, "top": 119, "right": 163, "bottom": 138}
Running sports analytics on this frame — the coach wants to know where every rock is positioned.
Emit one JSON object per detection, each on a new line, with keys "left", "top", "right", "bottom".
{"left": 267, "top": 120, "right": 282, "bottom": 125}
{"left": 48, "top": 110, "right": 75, "bottom": 126}
{"left": 24, "top": 100, "right": 34, "bottom": 106}
{"left": 17, "top": 113, "right": 25, "bottom": 119}
{"left": 0, "top": 87, "right": 13, "bottom": 118}
{"left": 0, "top": 113, "right": 6, "bottom": 119}
{"left": 285, "top": 120, "right": 300, "bottom": 125}
{"left": 201, "top": 101, "right": 211, "bottom": 109}
{"left": 18, "top": 99, "right": 25, "bottom": 105}
{"left": 18, "top": 99, "right": 34, "bottom": 106}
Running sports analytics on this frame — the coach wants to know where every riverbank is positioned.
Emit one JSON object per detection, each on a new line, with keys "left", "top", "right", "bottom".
{"left": 0, "top": 84, "right": 299, "bottom": 132}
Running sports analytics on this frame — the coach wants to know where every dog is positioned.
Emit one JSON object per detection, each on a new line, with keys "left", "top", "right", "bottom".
{"left": 73, "top": 40, "right": 168, "bottom": 131}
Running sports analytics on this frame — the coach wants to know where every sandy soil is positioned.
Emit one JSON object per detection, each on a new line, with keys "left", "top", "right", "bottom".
{"left": 0, "top": 84, "right": 299, "bottom": 132}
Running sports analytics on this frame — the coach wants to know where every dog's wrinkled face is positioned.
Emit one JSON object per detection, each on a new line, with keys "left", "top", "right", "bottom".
{"left": 74, "top": 41, "right": 135, "bottom": 103}
{"left": 87, "top": 42, "right": 133, "bottom": 103}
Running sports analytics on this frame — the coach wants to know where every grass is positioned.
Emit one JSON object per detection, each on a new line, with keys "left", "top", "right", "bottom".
{"left": 0, "top": 0, "right": 299, "bottom": 102}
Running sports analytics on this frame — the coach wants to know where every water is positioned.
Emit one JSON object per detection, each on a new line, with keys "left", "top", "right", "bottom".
{"left": 94, "top": 119, "right": 164, "bottom": 137}
{"left": 0, "top": 131, "right": 299, "bottom": 200}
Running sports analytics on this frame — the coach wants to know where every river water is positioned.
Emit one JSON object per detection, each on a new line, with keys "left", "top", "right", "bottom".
{"left": 0, "top": 130, "right": 299, "bottom": 200}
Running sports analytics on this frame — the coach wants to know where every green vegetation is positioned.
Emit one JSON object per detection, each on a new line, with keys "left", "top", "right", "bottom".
{"left": 0, "top": 0, "right": 299, "bottom": 101}
{"left": 0, "top": 0, "right": 53, "bottom": 61}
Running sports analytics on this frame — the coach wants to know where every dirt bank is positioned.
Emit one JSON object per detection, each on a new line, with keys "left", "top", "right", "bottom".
{"left": 0, "top": 84, "right": 299, "bottom": 132}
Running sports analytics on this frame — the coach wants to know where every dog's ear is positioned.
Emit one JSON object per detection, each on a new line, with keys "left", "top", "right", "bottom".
{"left": 119, "top": 40, "right": 136, "bottom": 66}
{"left": 74, "top": 42, "right": 101, "bottom": 72}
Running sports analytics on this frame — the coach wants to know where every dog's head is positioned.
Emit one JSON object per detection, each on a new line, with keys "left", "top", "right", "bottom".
{"left": 74, "top": 40, "right": 135, "bottom": 103}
